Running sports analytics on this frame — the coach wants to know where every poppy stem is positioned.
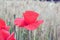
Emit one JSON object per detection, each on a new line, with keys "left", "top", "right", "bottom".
{"left": 14, "top": 14, "right": 16, "bottom": 33}
{"left": 33, "top": 30, "right": 36, "bottom": 40}
{"left": 29, "top": 31, "right": 32, "bottom": 40}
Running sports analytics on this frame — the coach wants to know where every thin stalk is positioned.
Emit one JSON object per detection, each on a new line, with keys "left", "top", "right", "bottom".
{"left": 29, "top": 31, "right": 32, "bottom": 40}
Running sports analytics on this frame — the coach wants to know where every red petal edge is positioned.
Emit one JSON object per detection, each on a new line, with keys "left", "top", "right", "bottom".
{"left": 24, "top": 20, "right": 44, "bottom": 31}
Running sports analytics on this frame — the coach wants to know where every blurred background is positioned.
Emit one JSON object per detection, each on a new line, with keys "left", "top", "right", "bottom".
{"left": 0, "top": 0, "right": 60, "bottom": 40}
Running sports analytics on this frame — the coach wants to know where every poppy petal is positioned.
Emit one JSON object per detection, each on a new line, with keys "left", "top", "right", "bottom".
{"left": 24, "top": 20, "right": 44, "bottom": 31}
{"left": 0, "top": 29, "right": 10, "bottom": 40}
{"left": 14, "top": 18, "right": 26, "bottom": 27}
{"left": 4, "top": 26, "right": 10, "bottom": 31}
{"left": 0, "top": 18, "right": 6, "bottom": 29}
{"left": 0, "top": 36, "right": 4, "bottom": 40}
{"left": 23, "top": 11, "right": 39, "bottom": 24}
{"left": 7, "top": 32, "right": 15, "bottom": 40}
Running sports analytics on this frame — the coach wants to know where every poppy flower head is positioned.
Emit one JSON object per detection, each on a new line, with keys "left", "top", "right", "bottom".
{"left": 0, "top": 19, "right": 16, "bottom": 40}
{"left": 23, "top": 11, "right": 39, "bottom": 24}
{"left": 14, "top": 10, "right": 44, "bottom": 31}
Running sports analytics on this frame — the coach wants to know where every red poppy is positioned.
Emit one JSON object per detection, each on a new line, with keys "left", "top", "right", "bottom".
{"left": 0, "top": 19, "right": 16, "bottom": 40}
{"left": 0, "top": 29, "right": 15, "bottom": 40}
{"left": 14, "top": 10, "right": 44, "bottom": 31}
{"left": 0, "top": 18, "right": 10, "bottom": 31}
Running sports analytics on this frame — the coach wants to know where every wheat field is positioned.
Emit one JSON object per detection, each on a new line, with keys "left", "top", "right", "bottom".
{"left": 0, "top": 0, "right": 60, "bottom": 40}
